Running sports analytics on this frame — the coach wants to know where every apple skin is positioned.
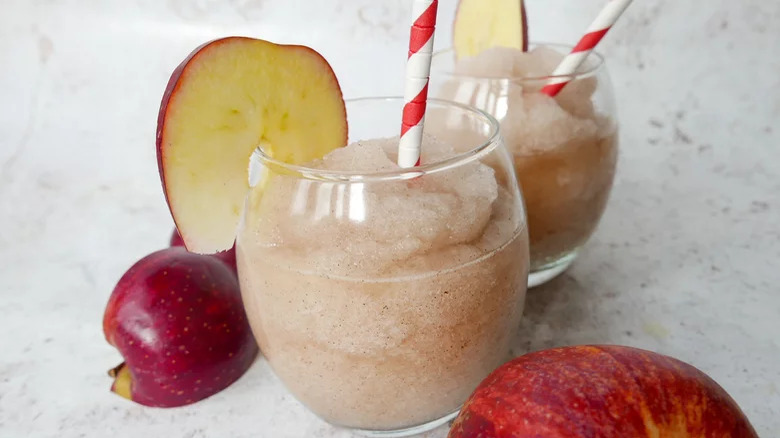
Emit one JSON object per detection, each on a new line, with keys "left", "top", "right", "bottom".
{"left": 103, "top": 247, "right": 258, "bottom": 407}
{"left": 520, "top": 1, "right": 528, "bottom": 52}
{"left": 449, "top": 345, "right": 757, "bottom": 438}
{"left": 169, "top": 228, "right": 237, "bottom": 273}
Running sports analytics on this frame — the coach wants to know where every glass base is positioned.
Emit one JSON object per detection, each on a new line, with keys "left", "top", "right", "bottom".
{"left": 352, "top": 409, "right": 459, "bottom": 437}
{"left": 528, "top": 251, "right": 578, "bottom": 288}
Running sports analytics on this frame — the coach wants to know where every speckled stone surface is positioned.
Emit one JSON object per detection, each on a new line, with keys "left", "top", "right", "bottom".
{"left": 0, "top": 0, "right": 778, "bottom": 437}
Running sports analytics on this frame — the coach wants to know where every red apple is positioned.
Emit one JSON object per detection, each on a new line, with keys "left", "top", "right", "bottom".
{"left": 169, "top": 228, "right": 236, "bottom": 273}
{"left": 103, "top": 247, "right": 258, "bottom": 407}
{"left": 449, "top": 345, "right": 757, "bottom": 438}
{"left": 157, "top": 37, "right": 347, "bottom": 255}
{"left": 169, "top": 227, "right": 185, "bottom": 247}
{"left": 453, "top": 0, "right": 528, "bottom": 59}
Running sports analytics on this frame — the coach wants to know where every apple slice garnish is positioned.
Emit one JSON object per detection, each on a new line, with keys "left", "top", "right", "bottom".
{"left": 453, "top": 0, "right": 529, "bottom": 59}
{"left": 157, "top": 37, "right": 347, "bottom": 254}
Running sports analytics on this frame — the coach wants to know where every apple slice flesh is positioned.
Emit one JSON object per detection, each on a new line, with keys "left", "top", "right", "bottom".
{"left": 453, "top": 0, "right": 528, "bottom": 59}
{"left": 157, "top": 37, "right": 347, "bottom": 254}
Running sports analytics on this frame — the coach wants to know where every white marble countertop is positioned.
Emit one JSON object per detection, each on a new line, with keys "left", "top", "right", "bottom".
{"left": 1, "top": 0, "right": 778, "bottom": 436}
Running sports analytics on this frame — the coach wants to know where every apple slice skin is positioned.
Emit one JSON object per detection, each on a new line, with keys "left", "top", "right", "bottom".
{"left": 453, "top": 0, "right": 529, "bottom": 58}
{"left": 449, "top": 345, "right": 758, "bottom": 438}
{"left": 521, "top": 1, "right": 528, "bottom": 52}
{"left": 157, "top": 37, "right": 347, "bottom": 255}
{"left": 103, "top": 247, "right": 258, "bottom": 407}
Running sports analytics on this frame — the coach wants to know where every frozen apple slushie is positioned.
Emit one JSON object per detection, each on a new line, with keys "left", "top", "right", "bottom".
{"left": 436, "top": 0, "right": 620, "bottom": 287}
{"left": 238, "top": 133, "right": 528, "bottom": 430}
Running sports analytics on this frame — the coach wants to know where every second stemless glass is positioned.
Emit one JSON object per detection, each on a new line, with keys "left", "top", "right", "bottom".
{"left": 431, "top": 44, "right": 619, "bottom": 287}
{"left": 236, "top": 97, "right": 529, "bottom": 436}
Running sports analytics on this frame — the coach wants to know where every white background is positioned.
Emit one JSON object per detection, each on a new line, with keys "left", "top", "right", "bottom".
{"left": 1, "top": 0, "right": 778, "bottom": 436}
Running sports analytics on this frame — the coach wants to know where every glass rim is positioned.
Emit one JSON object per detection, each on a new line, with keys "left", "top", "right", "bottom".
{"left": 432, "top": 42, "right": 606, "bottom": 82}
{"left": 252, "top": 96, "right": 502, "bottom": 183}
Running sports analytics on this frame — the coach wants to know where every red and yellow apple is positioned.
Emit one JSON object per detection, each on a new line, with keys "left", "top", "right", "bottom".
{"left": 453, "top": 0, "right": 528, "bottom": 59}
{"left": 103, "top": 247, "right": 257, "bottom": 407}
{"left": 449, "top": 345, "right": 757, "bottom": 438}
{"left": 157, "top": 37, "right": 347, "bottom": 254}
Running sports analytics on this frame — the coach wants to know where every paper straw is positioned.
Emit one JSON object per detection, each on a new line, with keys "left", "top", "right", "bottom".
{"left": 541, "top": 0, "right": 632, "bottom": 97}
{"left": 398, "top": 0, "right": 439, "bottom": 168}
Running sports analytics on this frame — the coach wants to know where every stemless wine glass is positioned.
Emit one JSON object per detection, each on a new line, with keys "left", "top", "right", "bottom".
{"left": 236, "top": 97, "right": 529, "bottom": 437}
{"left": 431, "top": 43, "right": 619, "bottom": 287}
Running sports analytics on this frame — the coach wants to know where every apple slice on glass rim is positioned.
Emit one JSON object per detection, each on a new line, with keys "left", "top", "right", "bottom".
{"left": 157, "top": 37, "right": 348, "bottom": 254}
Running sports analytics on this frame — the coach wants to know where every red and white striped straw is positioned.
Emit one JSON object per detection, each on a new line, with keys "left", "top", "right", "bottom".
{"left": 541, "top": 0, "right": 632, "bottom": 97}
{"left": 398, "top": 0, "right": 439, "bottom": 168}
